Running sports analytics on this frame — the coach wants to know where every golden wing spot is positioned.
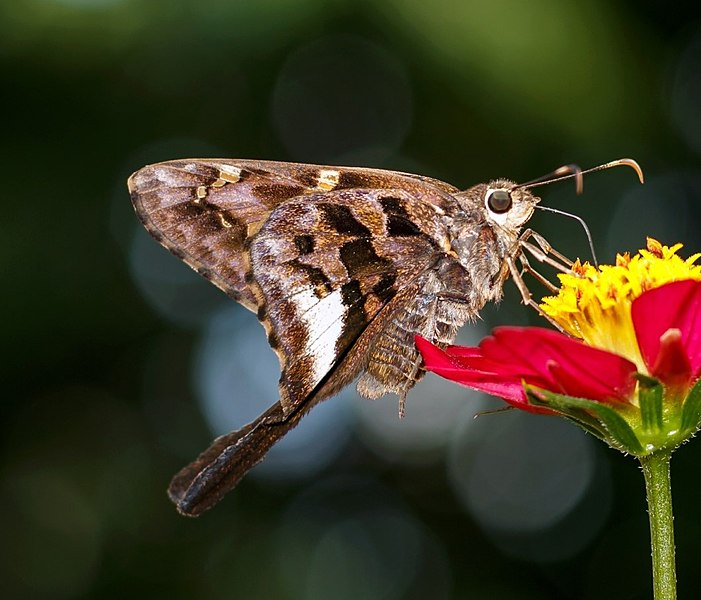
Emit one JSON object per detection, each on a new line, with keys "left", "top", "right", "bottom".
{"left": 246, "top": 219, "right": 265, "bottom": 238}
{"left": 219, "top": 214, "right": 233, "bottom": 229}
{"left": 196, "top": 185, "right": 207, "bottom": 201}
{"left": 443, "top": 238, "right": 455, "bottom": 253}
{"left": 218, "top": 165, "right": 242, "bottom": 184}
{"left": 316, "top": 169, "right": 340, "bottom": 191}
{"left": 209, "top": 165, "right": 243, "bottom": 189}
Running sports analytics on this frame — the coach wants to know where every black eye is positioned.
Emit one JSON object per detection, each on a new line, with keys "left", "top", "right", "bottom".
{"left": 486, "top": 189, "right": 512, "bottom": 214}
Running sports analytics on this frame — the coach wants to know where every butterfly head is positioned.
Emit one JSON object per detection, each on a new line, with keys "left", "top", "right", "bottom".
{"left": 446, "top": 180, "right": 541, "bottom": 273}
{"left": 455, "top": 179, "right": 540, "bottom": 240}
{"left": 481, "top": 178, "right": 540, "bottom": 232}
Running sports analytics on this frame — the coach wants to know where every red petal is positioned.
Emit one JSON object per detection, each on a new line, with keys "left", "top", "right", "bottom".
{"left": 547, "top": 358, "right": 636, "bottom": 403}
{"left": 478, "top": 328, "right": 637, "bottom": 402}
{"left": 416, "top": 328, "right": 637, "bottom": 408}
{"left": 416, "top": 336, "right": 551, "bottom": 413}
{"left": 632, "top": 280, "right": 701, "bottom": 379}
{"left": 415, "top": 335, "right": 461, "bottom": 371}
{"left": 649, "top": 328, "right": 692, "bottom": 387}
{"left": 442, "top": 345, "right": 483, "bottom": 358}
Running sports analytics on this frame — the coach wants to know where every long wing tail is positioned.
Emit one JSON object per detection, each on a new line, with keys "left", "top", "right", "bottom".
{"left": 168, "top": 400, "right": 305, "bottom": 516}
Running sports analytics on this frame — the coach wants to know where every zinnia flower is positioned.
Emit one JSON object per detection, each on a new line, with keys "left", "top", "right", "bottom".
{"left": 417, "top": 239, "right": 701, "bottom": 455}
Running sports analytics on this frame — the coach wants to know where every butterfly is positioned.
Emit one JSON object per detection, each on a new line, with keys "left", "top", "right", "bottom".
{"left": 128, "top": 157, "right": 642, "bottom": 516}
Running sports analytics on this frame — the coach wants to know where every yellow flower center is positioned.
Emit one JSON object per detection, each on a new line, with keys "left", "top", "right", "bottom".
{"left": 540, "top": 238, "right": 701, "bottom": 373}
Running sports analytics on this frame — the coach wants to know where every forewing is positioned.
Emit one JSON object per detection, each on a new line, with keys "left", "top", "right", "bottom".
{"left": 129, "top": 159, "right": 308, "bottom": 309}
{"left": 128, "top": 159, "right": 459, "bottom": 311}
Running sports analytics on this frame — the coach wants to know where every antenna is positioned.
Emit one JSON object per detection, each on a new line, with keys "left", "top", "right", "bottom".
{"left": 514, "top": 158, "right": 644, "bottom": 195}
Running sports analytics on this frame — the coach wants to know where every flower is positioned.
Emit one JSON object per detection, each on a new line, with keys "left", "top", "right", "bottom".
{"left": 417, "top": 240, "right": 701, "bottom": 455}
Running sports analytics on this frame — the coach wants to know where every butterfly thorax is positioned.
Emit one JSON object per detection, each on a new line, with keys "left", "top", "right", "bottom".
{"left": 445, "top": 181, "right": 539, "bottom": 304}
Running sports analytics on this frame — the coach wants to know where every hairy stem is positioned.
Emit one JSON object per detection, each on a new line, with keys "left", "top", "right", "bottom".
{"left": 639, "top": 451, "right": 677, "bottom": 600}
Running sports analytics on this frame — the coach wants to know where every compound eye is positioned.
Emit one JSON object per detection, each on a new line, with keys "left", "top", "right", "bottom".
{"left": 486, "top": 189, "right": 512, "bottom": 214}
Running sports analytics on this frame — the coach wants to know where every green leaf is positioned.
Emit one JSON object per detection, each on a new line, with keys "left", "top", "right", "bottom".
{"left": 637, "top": 374, "right": 663, "bottom": 433}
{"left": 527, "top": 386, "right": 644, "bottom": 454}
{"left": 562, "top": 415, "right": 610, "bottom": 444}
{"left": 681, "top": 377, "right": 701, "bottom": 432}
{"left": 526, "top": 391, "right": 608, "bottom": 440}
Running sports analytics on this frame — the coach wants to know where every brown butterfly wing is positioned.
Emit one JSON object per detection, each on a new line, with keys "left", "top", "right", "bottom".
{"left": 129, "top": 159, "right": 459, "bottom": 311}
{"left": 129, "top": 160, "right": 462, "bottom": 410}
{"left": 129, "top": 159, "right": 467, "bottom": 516}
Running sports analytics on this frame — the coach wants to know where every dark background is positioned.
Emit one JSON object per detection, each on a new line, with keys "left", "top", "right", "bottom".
{"left": 4, "top": 1, "right": 701, "bottom": 598}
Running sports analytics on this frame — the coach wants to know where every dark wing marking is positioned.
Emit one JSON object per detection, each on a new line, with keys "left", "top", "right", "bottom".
{"left": 250, "top": 187, "right": 454, "bottom": 412}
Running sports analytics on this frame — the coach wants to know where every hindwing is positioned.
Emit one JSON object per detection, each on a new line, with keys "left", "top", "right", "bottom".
{"left": 129, "top": 159, "right": 463, "bottom": 414}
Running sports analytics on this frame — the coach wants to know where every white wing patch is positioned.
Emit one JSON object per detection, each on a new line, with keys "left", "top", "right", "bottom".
{"left": 292, "top": 288, "right": 346, "bottom": 384}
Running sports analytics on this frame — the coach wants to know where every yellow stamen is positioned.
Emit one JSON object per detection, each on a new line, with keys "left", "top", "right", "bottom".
{"left": 540, "top": 238, "right": 701, "bottom": 372}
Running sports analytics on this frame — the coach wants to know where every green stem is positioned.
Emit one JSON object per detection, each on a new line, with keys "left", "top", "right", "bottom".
{"left": 639, "top": 451, "right": 677, "bottom": 600}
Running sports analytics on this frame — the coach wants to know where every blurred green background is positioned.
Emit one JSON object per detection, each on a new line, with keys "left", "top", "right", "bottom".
{"left": 4, "top": 1, "right": 701, "bottom": 598}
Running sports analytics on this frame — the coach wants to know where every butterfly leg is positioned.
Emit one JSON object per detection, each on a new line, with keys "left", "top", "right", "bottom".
{"left": 518, "top": 253, "right": 560, "bottom": 293}
{"left": 515, "top": 228, "right": 581, "bottom": 313}
{"left": 508, "top": 229, "right": 569, "bottom": 295}
{"left": 506, "top": 255, "right": 567, "bottom": 333}
{"left": 518, "top": 228, "right": 574, "bottom": 273}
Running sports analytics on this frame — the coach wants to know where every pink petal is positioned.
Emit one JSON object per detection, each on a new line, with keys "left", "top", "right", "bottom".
{"left": 632, "top": 280, "right": 701, "bottom": 378}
